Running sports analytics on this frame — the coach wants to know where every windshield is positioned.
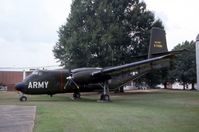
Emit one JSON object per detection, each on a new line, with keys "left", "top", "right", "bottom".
{"left": 23, "top": 70, "right": 42, "bottom": 82}
{"left": 32, "top": 70, "right": 42, "bottom": 76}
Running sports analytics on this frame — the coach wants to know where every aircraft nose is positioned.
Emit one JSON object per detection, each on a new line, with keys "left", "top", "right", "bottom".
{"left": 15, "top": 82, "right": 25, "bottom": 91}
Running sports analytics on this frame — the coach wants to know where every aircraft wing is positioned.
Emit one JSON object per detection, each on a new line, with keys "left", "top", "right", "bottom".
{"left": 92, "top": 54, "right": 174, "bottom": 78}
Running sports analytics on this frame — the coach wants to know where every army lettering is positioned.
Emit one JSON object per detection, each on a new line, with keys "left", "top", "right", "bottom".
{"left": 28, "top": 81, "right": 49, "bottom": 89}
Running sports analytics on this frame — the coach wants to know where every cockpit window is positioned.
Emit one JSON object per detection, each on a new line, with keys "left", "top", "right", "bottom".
{"left": 32, "top": 70, "right": 42, "bottom": 76}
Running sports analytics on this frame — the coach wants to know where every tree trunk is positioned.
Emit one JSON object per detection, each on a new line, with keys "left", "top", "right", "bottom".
{"left": 119, "top": 87, "right": 124, "bottom": 93}
{"left": 114, "top": 87, "right": 124, "bottom": 93}
{"left": 163, "top": 82, "right": 167, "bottom": 89}
{"left": 183, "top": 83, "right": 185, "bottom": 90}
{"left": 191, "top": 83, "right": 195, "bottom": 90}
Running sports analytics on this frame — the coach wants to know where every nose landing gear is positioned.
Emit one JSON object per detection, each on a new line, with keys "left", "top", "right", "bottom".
{"left": 20, "top": 96, "right": 27, "bottom": 101}
{"left": 18, "top": 92, "right": 27, "bottom": 101}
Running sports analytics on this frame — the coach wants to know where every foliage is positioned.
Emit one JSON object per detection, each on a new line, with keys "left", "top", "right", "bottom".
{"left": 168, "top": 41, "right": 196, "bottom": 89}
{"left": 53, "top": 0, "right": 164, "bottom": 68}
{"left": 143, "top": 69, "right": 168, "bottom": 88}
{"left": 143, "top": 41, "right": 196, "bottom": 89}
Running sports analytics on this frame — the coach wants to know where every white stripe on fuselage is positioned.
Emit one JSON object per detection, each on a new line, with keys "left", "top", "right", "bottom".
{"left": 28, "top": 81, "right": 49, "bottom": 89}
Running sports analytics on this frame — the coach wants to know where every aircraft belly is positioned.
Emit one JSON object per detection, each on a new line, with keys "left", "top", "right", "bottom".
{"left": 25, "top": 88, "right": 49, "bottom": 94}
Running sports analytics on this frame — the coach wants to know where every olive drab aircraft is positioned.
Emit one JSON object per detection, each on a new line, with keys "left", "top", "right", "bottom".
{"left": 15, "top": 27, "right": 177, "bottom": 102}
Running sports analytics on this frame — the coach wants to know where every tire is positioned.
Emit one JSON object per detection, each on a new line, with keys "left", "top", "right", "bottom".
{"left": 20, "top": 96, "right": 27, "bottom": 101}
{"left": 100, "top": 94, "right": 105, "bottom": 100}
{"left": 104, "top": 94, "right": 110, "bottom": 101}
{"left": 73, "top": 93, "right": 80, "bottom": 99}
{"left": 100, "top": 94, "right": 110, "bottom": 101}
{"left": 76, "top": 93, "right": 80, "bottom": 98}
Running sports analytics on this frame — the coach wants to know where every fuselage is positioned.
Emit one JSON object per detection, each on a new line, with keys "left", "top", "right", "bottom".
{"left": 15, "top": 67, "right": 138, "bottom": 95}
{"left": 14, "top": 27, "right": 174, "bottom": 101}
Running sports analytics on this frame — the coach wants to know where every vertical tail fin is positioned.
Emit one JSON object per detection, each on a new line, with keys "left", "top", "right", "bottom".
{"left": 148, "top": 27, "right": 168, "bottom": 58}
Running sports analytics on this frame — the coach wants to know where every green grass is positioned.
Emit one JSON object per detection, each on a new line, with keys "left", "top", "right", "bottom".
{"left": 0, "top": 90, "right": 199, "bottom": 132}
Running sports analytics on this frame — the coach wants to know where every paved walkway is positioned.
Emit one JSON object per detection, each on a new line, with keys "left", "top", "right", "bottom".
{"left": 0, "top": 105, "right": 36, "bottom": 132}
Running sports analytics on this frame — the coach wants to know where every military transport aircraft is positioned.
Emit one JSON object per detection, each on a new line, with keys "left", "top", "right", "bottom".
{"left": 15, "top": 27, "right": 176, "bottom": 101}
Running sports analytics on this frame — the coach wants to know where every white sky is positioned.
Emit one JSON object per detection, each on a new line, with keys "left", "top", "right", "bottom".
{"left": 145, "top": 0, "right": 199, "bottom": 49}
{"left": 0, "top": 0, "right": 199, "bottom": 69}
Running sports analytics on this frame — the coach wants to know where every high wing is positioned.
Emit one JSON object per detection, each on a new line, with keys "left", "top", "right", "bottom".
{"left": 92, "top": 27, "right": 175, "bottom": 81}
{"left": 92, "top": 53, "right": 174, "bottom": 78}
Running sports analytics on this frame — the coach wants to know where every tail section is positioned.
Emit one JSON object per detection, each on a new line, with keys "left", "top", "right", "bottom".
{"left": 148, "top": 27, "right": 168, "bottom": 58}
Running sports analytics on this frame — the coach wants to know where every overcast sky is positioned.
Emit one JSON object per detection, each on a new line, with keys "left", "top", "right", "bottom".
{"left": 0, "top": 0, "right": 199, "bottom": 69}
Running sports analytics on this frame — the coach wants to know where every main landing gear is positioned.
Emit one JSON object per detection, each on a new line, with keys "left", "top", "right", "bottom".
{"left": 73, "top": 92, "right": 81, "bottom": 100}
{"left": 99, "top": 81, "right": 111, "bottom": 102}
{"left": 18, "top": 92, "right": 27, "bottom": 101}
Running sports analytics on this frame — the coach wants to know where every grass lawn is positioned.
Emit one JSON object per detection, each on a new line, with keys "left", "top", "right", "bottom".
{"left": 0, "top": 90, "right": 199, "bottom": 132}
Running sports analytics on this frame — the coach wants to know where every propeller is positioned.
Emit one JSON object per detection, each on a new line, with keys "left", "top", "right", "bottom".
{"left": 64, "top": 69, "right": 79, "bottom": 89}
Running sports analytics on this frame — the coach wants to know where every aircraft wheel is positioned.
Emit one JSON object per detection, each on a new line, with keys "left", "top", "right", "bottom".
{"left": 100, "top": 94, "right": 104, "bottom": 100}
{"left": 73, "top": 92, "right": 81, "bottom": 99}
{"left": 76, "top": 93, "right": 80, "bottom": 98}
{"left": 20, "top": 96, "right": 27, "bottom": 102}
{"left": 100, "top": 94, "right": 110, "bottom": 101}
{"left": 104, "top": 94, "right": 110, "bottom": 101}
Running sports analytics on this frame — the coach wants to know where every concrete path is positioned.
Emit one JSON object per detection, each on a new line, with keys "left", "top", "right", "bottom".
{"left": 0, "top": 105, "right": 36, "bottom": 132}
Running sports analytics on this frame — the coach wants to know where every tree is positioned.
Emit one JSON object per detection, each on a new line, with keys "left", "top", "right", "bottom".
{"left": 53, "top": 0, "right": 164, "bottom": 68}
{"left": 142, "top": 68, "right": 169, "bottom": 88}
{"left": 169, "top": 41, "right": 196, "bottom": 90}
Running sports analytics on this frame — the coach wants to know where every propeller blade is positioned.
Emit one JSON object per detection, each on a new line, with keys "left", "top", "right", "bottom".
{"left": 64, "top": 72, "right": 79, "bottom": 89}
{"left": 64, "top": 79, "right": 70, "bottom": 89}
{"left": 71, "top": 79, "right": 79, "bottom": 89}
